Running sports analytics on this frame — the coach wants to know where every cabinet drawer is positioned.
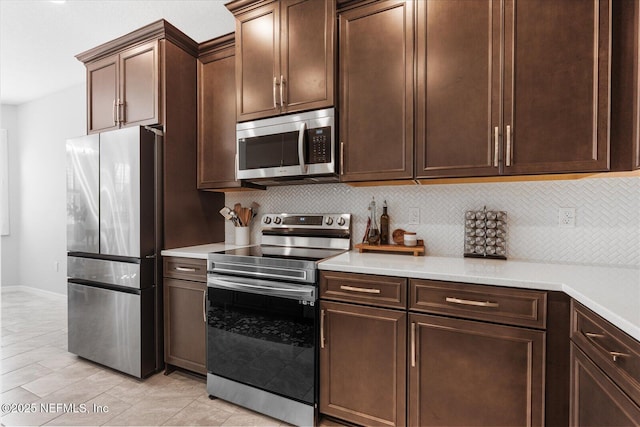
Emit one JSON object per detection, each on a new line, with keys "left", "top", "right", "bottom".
{"left": 409, "top": 279, "right": 547, "bottom": 329}
{"left": 163, "top": 257, "right": 207, "bottom": 282}
{"left": 319, "top": 271, "right": 407, "bottom": 309}
{"left": 571, "top": 301, "right": 640, "bottom": 407}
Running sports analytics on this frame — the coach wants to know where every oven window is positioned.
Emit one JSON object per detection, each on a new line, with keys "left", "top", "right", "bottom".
{"left": 207, "top": 287, "right": 316, "bottom": 404}
{"left": 239, "top": 131, "right": 300, "bottom": 170}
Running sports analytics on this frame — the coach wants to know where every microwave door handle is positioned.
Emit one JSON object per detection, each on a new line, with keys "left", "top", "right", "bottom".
{"left": 298, "top": 122, "right": 308, "bottom": 174}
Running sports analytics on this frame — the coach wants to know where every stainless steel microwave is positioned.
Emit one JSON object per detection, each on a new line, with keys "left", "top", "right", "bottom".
{"left": 236, "top": 108, "right": 336, "bottom": 183}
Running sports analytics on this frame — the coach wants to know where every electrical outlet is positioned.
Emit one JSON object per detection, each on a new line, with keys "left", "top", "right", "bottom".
{"left": 558, "top": 207, "right": 576, "bottom": 227}
{"left": 409, "top": 207, "right": 420, "bottom": 225}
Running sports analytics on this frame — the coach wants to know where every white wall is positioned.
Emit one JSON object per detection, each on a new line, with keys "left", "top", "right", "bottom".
{"left": 1, "top": 84, "right": 85, "bottom": 294}
{"left": 1, "top": 104, "right": 20, "bottom": 287}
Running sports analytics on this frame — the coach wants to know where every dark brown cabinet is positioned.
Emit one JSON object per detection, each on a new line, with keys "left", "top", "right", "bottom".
{"left": 163, "top": 257, "right": 208, "bottom": 375}
{"left": 85, "top": 40, "right": 160, "bottom": 134}
{"left": 409, "top": 313, "right": 544, "bottom": 427}
{"left": 197, "top": 34, "right": 240, "bottom": 190}
{"left": 570, "top": 301, "right": 640, "bottom": 426}
{"left": 409, "top": 279, "right": 546, "bottom": 426}
{"left": 416, "top": 0, "right": 611, "bottom": 178}
{"left": 319, "top": 272, "right": 407, "bottom": 426}
{"left": 227, "top": 0, "right": 335, "bottom": 122}
{"left": 78, "top": 19, "right": 225, "bottom": 250}
{"left": 338, "top": 0, "right": 414, "bottom": 182}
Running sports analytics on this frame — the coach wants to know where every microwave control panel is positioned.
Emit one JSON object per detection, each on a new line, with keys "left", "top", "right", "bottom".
{"left": 308, "top": 127, "right": 331, "bottom": 164}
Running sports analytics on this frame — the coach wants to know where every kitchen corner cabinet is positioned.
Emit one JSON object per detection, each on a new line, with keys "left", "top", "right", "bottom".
{"left": 570, "top": 301, "right": 640, "bottom": 426}
{"left": 84, "top": 40, "right": 160, "bottom": 134}
{"left": 338, "top": 0, "right": 414, "bottom": 182}
{"left": 416, "top": 0, "right": 611, "bottom": 178}
{"left": 197, "top": 34, "right": 240, "bottom": 190}
{"left": 319, "top": 272, "right": 407, "bottom": 427}
{"left": 163, "top": 257, "right": 208, "bottom": 375}
{"left": 227, "top": 0, "right": 335, "bottom": 122}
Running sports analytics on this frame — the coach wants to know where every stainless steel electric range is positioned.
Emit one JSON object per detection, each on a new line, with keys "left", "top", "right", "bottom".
{"left": 206, "top": 213, "right": 351, "bottom": 427}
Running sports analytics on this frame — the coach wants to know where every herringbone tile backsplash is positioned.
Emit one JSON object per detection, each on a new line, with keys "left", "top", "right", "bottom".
{"left": 225, "top": 176, "right": 640, "bottom": 267}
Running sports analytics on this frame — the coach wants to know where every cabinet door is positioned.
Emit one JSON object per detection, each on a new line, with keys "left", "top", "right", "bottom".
{"left": 415, "top": 0, "right": 500, "bottom": 178}
{"left": 280, "top": 0, "right": 334, "bottom": 114}
{"left": 163, "top": 278, "right": 207, "bottom": 375}
{"left": 570, "top": 344, "right": 640, "bottom": 426}
{"left": 235, "top": 2, "right": 280, "bottom": 121}
{"left": 409, "top": 313, "right": 545, "bottom": 427}
{"left": 86, "top": 55, "right": 119, "bottom": 134}
{"left": 320, "top": 301, "right": 406, "bottom": 427}
{"left": 120, "top": 40, "right": 161, "bottom": 127}
{"left": 339, "top": 0, "right": 414, "bottom": 182}
{"left": 503, "top": 0, "right": 610, "bottom": 174}
{"left": 198, "top": 43, "right": 239, "bottom": 189}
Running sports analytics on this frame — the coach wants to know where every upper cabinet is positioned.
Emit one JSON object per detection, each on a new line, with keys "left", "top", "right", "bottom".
{"left": 83, "top": 40, "right": 160, "bottom": 134}
{"left": 416, "top": 0, "right": 612, "bottom": 178}
{"left": 197, "top": 35, "right": 239, "bottom": 190}
{"left": 227, "top": 0, "right": 335, "bottom": 122}
{"left": 338, "top": 0, "right": 414, "bottom": 182}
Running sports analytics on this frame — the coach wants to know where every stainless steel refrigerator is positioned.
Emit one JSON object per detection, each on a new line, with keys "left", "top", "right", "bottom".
{"left": 66, "top": 126, "right": 161, "bottom": 378}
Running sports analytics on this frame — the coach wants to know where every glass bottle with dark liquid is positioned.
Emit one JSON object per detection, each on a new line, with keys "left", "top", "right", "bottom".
{"left": 380, "top": 200, "right": 389, "bottom": 245}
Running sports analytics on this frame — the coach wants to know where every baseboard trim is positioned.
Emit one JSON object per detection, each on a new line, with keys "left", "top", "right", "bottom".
{"left": 1, "top": 285, "right": 66, "bottom": 300}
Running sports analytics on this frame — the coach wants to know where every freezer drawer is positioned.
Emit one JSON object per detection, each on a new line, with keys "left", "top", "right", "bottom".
{"left": 67, "top": 282, "right": 155, "bottom": 378}
{"left": 67, "top": 255, "right": 153, "bottom": 290}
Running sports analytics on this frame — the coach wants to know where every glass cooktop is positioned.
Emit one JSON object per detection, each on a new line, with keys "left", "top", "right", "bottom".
{"left": 213, "top": 245, "right": 346, "bottom": 263}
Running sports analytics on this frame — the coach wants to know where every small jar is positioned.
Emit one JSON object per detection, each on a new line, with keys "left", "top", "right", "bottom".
{"left": 404, "top": 232, "right": 417, "bottom": 247}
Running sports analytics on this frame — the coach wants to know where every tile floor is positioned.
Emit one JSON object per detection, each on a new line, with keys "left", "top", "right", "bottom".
{"left": 0, "top": 289, "right": 340, "bottom": 427}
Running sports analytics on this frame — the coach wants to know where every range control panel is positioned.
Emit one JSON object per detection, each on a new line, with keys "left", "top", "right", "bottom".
{"left": 261, "top": 213, "right": 350, "bottom": 230}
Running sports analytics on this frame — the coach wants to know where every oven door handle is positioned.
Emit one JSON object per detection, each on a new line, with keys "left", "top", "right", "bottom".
{"left": 208, "top": 277, "right": 315, "bottom": 299}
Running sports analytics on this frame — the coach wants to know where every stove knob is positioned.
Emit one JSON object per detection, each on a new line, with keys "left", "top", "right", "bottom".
{"left": 263, "top": 216, "right": 271, "bottom": 224}
{"left": 325, "top": 217, "right": 334, "bottom": 225}
{"left": 274, "top": 217, "right": 282, "bottom": 224}
{"left": 337, "top": 217, "right": 346, "bottom": 226}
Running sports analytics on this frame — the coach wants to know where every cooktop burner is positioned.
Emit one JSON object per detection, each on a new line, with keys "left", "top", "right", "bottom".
{"left": 216, "top": 245, "right": 347, "bottom": 262}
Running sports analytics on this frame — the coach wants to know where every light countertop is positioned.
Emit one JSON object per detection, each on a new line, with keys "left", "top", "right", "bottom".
{"left": 320, "top": 251, "right": 640, "bottom": 342}
{"left": 161, "top": 243, "right": 640, "bottom": 341}
{"left": 161, "top": 242, "right": 248, "bottom": 259}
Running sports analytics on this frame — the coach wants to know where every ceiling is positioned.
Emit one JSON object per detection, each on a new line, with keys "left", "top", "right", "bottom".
{"left": 0, "top": 0, "right": 236, "bottom": 106}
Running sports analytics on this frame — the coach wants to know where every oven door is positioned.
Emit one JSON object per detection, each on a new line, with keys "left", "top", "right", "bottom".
{"left": 206, "top": 274, "right": 317, "bottom": 405}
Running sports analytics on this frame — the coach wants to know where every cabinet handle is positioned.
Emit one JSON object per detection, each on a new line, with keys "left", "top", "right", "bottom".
{"left": 202, "top": 289, "right": 206, "bottom": 324}
{"left": 113, "top": 99, "right": 118, "bottom": 126}
{"left": 584, "top": 332, "right": 630, "bottom": 362}
{"left": 280, "top": 75, "right": 286, "bottom": 107}
{"left": 445, "top": 297, "right": 499, "bottom": 308}
{"left": 340, "top": 285, "right": 381, "bottom": 294}
{"left": 411, "top": 322, "right": 416, "bottom": 368}
{"left": 119, "top": 100, "right": 125, "bottom": 124}
{"left": 320, "top": 309, "right": 326, "bottom": 349}
{"left": 609, "top": 351, "right": 630, "bottom": 363}
{"left": 493, "top": 126, "right": 499, "bottom": 167}
{"left": 340, "top": 142, "right": 345, "bottom": 175}
{"left": 273, "top": 77, "right": 279, "bottom": 109}
{"left": 175, "top": 266, "right": 197, "bottom": 272}
{"left": 505, "top": 125, "right": 512, "bottom": 167}
{"left": 585, "top": 332, "right": 606, "bottom": 339}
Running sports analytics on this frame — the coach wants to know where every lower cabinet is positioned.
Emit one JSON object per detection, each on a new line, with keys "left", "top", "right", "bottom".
{"left": 570, "top": 301, "right": 640, "bottom": 426}
{"left": 319, "top": 271, "right": 558, "bottom": 427}
{"left": 163, "top": 257, "right": 207, "bottom": 375}
{"left": 570, "top": 344, "right": 640, "bottom": 425}
{"left": 319, "top": 301, "right": 406, "bottom": 427}
{"left": 409, "top": 313, "right": 545, "bottom": 426}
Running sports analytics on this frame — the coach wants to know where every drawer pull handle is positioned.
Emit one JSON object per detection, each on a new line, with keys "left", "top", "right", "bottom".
{"left": 445, "top": 297, "right": 499, "bottom": 308}
{"left": 175, "top": 267, "right": 197, "bottom": 272}
{"left": 609, "top": 351, "right": 630, "bottom": 363}
{"left": 340, "top": 285, "right": 381, "bottom": 294}
{"left": 585, "top": 332, "right": 606, "bottom": 339}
